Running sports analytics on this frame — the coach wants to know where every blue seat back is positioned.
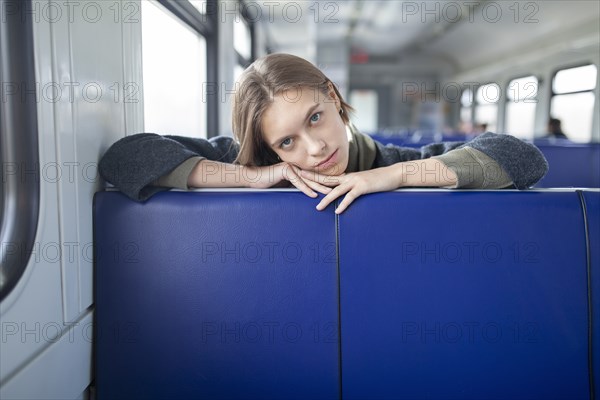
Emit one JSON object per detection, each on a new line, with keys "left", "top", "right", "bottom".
{"left": 94, "top": 189, "right": 599, "bottom": 399}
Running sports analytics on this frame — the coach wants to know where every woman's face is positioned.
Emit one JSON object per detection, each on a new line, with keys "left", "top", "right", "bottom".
{"left": 261, "top": 84, "right": 349, "bottom": 175}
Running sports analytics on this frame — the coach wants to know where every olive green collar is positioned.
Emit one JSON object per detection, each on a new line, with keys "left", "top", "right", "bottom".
{"left": 345, "top": 123, "right": 377, "bottom": 173}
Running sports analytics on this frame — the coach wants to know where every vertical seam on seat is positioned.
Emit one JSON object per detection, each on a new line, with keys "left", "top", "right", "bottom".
{"left": 335, "top": 201, "right": 343, "bottom": 400}
{"left": 577, "top": 189, "right": 595, "bottom": 400}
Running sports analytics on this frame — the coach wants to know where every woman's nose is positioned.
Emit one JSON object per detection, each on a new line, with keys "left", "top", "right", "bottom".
{"left": 306, "top": 135, "right": 326, "bottom": 156}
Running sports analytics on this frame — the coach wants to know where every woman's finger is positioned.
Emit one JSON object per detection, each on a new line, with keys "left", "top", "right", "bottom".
{"left": 300, "top": 170, "right": 343, "bottom": 186}
{"left": 316, "top": 184, "right": 351, "bottom": 211}
{"left": 289, "top": 166, "right": 332, "bottom": 194}
{"left": 282, "top": 165, "right": 318, "bottom": 198}
{"left": 333, "top": 190, "right": 360, "bottom": 214}
{"left": 299, "top": 175, "right": 334, "bottom": 194}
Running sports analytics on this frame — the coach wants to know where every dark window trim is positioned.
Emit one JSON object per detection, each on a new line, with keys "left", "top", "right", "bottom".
{"left": 0, "top": 0, "right": 40, "bottom": 301}
{"left": 552, "top": 89, "right": 597, "bottom": 97}
{"left": 157, "top": 0, "right": 219, "bottom": 137}
{"left": 158, "top": 0, "right": 214, "bottom": 37}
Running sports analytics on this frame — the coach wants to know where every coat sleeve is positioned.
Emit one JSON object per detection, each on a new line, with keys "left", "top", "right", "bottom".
{"left": 447, "top": 132, "right": 549, "bottom": 189}
{"left": 98, "top": 133, "right": 239, "bottom": 201}
{"left": 375, "top": 132, "right": 549, "bottom": 189}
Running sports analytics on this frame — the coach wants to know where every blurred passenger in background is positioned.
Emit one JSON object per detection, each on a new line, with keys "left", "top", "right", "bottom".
{"left": 546, "top": 118, "right": 569, "bottom": 139}
{"left": 473, "top": 123, "right": 488, "bottom": 135}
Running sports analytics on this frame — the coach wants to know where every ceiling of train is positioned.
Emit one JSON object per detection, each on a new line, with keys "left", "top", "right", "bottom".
{"left": 253, "top": 0, "right": 600, "bottom": 70}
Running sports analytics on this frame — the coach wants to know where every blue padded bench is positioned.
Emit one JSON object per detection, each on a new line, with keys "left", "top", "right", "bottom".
{"left": 94, "top": 189, "right": 600, "bottom": 399}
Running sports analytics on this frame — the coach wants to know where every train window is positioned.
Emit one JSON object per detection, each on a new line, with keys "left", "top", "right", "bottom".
{"left": 349, "top": 90, "right": 379, "bottom": 134}
{"left": 234, "top": 13, "right": 252, "bottom": 61}
{"left": 460, "top": 88, "right": 473, "bottom": 130}
{"left": 553, "top": 65, "right": 597, "bottom": 94}
{"left": 505, "top": 76, "right": 538, "bottom": 139}
{"left": 475, "top": 83, "right": 500, "bottom": 133}
{"left": 234, "top": 4, "right": 255, "bottom": 83}
{"left": 141, "top": 0, "right": 207, "bottom": 138}
{"left": 551, "top": 64, "right": 597, "bottom": 142}
{"left": 234, "top": 64, "right": 245, "bottom": 83}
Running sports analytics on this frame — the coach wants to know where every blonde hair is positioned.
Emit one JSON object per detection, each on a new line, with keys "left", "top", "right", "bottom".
{"left": 231, "top": 53, "right": 354, "bottom": 166}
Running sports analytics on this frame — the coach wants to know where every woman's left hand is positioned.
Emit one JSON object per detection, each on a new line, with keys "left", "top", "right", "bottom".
{"left": 300, "top": 166, "right": 400, "bottom": 214}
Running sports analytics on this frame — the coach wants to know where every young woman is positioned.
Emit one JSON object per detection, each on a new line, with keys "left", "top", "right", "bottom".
{"left": 99, "top": 53, "right": 548, "bottom": 214}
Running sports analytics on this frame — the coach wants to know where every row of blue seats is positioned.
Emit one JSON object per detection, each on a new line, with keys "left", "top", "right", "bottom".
{"left": 369, "top": 134, "right": 600, "bottom": 188}
{"left": 95, "top": 189, "right": 599, "bottom": 399}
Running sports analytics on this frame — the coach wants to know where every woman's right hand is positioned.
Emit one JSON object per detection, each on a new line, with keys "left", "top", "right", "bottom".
{"left": 243, "top": 163, "right": 332, "bottom": 198}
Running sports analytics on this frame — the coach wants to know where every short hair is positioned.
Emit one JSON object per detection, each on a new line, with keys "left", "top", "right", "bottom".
{"left": 548, "top": 117, "right": 561, "bottom": 127}
{"left": 231, "top": 53, "right": 354, "bottom": 166}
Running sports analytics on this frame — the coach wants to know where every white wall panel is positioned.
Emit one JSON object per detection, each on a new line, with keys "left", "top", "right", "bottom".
{"left": 1, "top": 0, "right": 142, "bottom": 397}
{"left": 0, "top": 2, "right": 65, "bottom": 384}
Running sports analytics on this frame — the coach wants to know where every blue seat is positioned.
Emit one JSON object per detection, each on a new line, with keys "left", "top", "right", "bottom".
{"left": 338, "top": 191, "right": 589, "bottom": 399}
{"left": 533, "top": 143, "right": 600, "bottom": 188}
{"left": 94, "top": 189, "right": 598, "bottom": 399}
{"left": 94, "top": 191, "right": 340, "bottom": 400}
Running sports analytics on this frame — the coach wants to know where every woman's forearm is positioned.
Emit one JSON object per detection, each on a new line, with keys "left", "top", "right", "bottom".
{"left": 187, "top": 160, "right": 253, "bottom": 188}
{"left": 391, "top": 158, "right": 458, "bottom": 188}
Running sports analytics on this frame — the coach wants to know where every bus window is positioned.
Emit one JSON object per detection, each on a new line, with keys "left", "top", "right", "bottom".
{"left": 475, "top": 83, "right": 500, "bottom": 133}
{"left": 141, "top": 0, "right": 207, "bottom": 138}
{"left": 505, "top": 76, "right": 538, "bottom": 139}
{"left": 550, "top": 64, "right": 597, "bottom": 142}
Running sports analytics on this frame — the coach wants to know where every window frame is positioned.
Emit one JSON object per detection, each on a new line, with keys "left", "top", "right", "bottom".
{"left": 473, "top": 82, "right": 501, "bottom": 132}
{"left": 0, "top": 0, "right": 41, "bottom": 301}
{"left": 459, "top": 86, "right": 475, "bottom": 127}
{"left": 504, "top": 74, "right": 539, "bottom": 138}
{"left": 235, "top": 0, "right": 256, "bottom": 68}
{"left": 549, "top": 62, "right": 597, "bottom": 141}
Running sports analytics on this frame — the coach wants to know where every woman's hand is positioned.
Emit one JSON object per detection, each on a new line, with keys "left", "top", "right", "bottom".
{"left": 300, "top": 159, "right": 458, "bottom": 214}
{"left": 300, "top": 165, "right": 402, "bottom": 214}
{"left": 244, "top": 162, "right": 333, "bottom": 198}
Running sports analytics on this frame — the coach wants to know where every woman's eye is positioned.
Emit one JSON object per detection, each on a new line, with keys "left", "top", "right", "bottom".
{"left": 280, "top": 138, "right": 293, "bottom": 148}
{"left": 310, "top": 112, "right": 321, "bottom": 123}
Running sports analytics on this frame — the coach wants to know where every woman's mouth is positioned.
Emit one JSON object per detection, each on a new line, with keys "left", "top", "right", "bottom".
{"left": 316, "top": 149, "right": 338, "bottom": 169}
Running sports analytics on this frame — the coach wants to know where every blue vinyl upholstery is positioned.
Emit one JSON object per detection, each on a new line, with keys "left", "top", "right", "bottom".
{"left": 94, "top": 191, "right": 339, "bottom": 400}
{"left": 94, "top": 189, "right": 599, "bottom": 399}
{"left": 338, "top": 191, "right": 589, "bottom": 399}
{"left": 534, "top": 143, "right": 600, "bottom": 188}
